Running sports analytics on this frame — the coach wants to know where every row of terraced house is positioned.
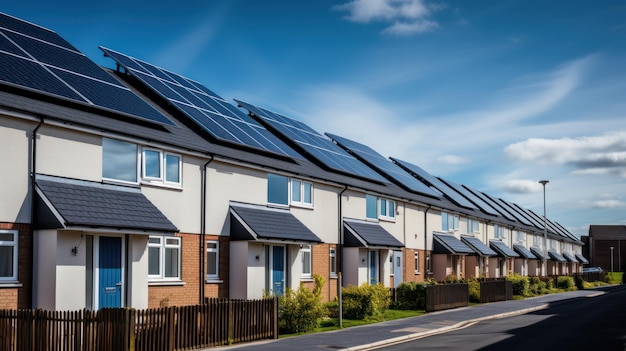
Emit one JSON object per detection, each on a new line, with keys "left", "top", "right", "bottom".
{"left": 0, "top": 12, "right": 588, "bottom": 311}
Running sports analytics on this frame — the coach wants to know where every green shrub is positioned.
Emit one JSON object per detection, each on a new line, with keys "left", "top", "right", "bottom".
{"left": 574, "top": 274, "right": 585, "bottom": 290}
{"left": 528, "top": 276, "right": 547, "bottom": 295}
{"left": 467, "top": 279, "right": 480, "bottom": 303}
{"left": 393, "top": 282, "right": 427, "bottom": 310}
{"left": 278, "top": 274, "right": 328, "bottom": 334}
{"left": 507, "top": 274, "right": 530, "bottom": 296}
{"left": 341, "top": 283, "right": 390, "bottom": 320}
{"left": 324, "top": 300, "right": 339, "bottom": 318}
{"left": 556, "top": 276, "right": 576, "bottom": 291}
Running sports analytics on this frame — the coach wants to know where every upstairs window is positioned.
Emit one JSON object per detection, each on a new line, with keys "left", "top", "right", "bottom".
{"left": 442, "top": 212, "right": 459, "bottom": 231}
{"left": 467, "top": 219, "right": 480, "bottom": 234}
{"left": 494, "top": 224, "right": 506, "bottom": 239}
{"left": 268, "top": 174, "right": 313, "bottom": 207}
{"left": 366, "top": 195, "right": 396, "bottom": 220}
{"left": 366, "top": 195, "right": 378, "bottom": 219}
{"left": 515, "top": 231, "right": 526, "bottom": 243}
{"left": 533, "top": 235, "right": 542, "bottom": 247}
{"left": 0, "top": 230, "right": 18, "bottom": 282}
{"left": 379, "top": 198, "right": 396, "bottom": 220}
{"left": 103, "top": 138, "right": 138, "bottom": 183}
{"left": 142, "top": 148, "right": 182, "bottom": 186}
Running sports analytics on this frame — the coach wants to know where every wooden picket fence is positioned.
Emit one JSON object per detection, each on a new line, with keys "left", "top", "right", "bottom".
{"left": 425, "top": 284, "right": 469, "bottom": 312}
{"left": 0, "top": 298, "right": 278, "bottom": 351}
{"left": 479, "top": 280, "right": 513, "bottom": 303}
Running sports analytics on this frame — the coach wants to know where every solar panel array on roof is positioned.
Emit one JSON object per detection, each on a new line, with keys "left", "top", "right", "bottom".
{"left": 326, "top": 133, "right": 439, "bottom": 198}
{"left": 490, "top": 240, "right": 519, "bottom": 258}
{"left": 486, "top": 195, "right": 534, "bottom": 227}
{"left": 513, "top": 244, "right": 537, "bottom": 259}
{"left": 461, "top": 236, "right": 497, "bottom": 256}
{"left": 0, "top": 13, "right": 175, "bottom": 127}
{"left": 235, "top": 99, "right": 389, "bottom": 183}
{"left": 439, "top": 178, "right": 500, "bottom": 216}
{"left": 100, "top": 47, "right": 300, "bottom": 159}
{"left": 391, "top": 158, "right": 477, "bottom": 209}
{"left": 464, "top": 186, "right": 519, "bottom": 222}
{"left": 510, "top": 203, "right": 546, "bottom": 229}
{"left": 433, "top": 233, "right": 475, "bottom": 254}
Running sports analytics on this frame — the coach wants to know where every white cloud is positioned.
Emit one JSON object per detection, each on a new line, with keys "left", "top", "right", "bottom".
{"left": 334, "top": 0, "right": 445, "bottom": 35}
{"left": 590, "top": 199, "right": 626, "bottom": 208}
{"left": 504, "top": 131, "right": 626, "bottom": 177}
{"left": 437, "top": 155, "right": 467, "bottom": 165}
{"left": 500, "top": 179, "right": 544, "bottom": 194}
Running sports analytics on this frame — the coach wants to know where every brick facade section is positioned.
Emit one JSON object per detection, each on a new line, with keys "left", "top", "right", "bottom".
{"left": 403, "top": 248, "right": 429, "bottom": 284}
{"left": 0, "top": 223, "right": 31, "bottom": 309}
{"left": 148, "top": 233, "right": 229, "bottom": 308}
{"left": 297, "top": 243, "right": 340, "bottom": 302}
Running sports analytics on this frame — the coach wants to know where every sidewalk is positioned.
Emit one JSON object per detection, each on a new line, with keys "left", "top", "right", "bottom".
{"left": 209, "top": 289, "right": 605, "bottom": 351}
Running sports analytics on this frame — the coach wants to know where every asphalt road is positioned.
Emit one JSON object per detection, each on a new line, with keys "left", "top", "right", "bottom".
{"left": 378, "top": 285, "right": 626, "bottom": 351}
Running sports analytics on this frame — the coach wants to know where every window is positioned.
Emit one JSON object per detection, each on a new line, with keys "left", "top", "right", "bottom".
{"left": 533, "top": 235, "right": 542, "bottom": 247}
{"left": 366, "top": 195, "right": 395, "bottom": 220}
{"left": 103, "top": 138, "right": 182, "bottom": 186}
{"left": 0, "top": 230, "right": 18, "bottom": 282}
{"left": 142, "top": 148, "right": 182, "bottom": 186}
{"left": 103, "top": 138, "right": 138, "bottom": 183}
{"left": 426, "top": 253, "right": 432, "bottom": 273}
{"left": 206, "top": 241, "right": 219, "bottom": 279}
{"left": 268, "top": 174, "right": 289, "bottom": 205}
{"left": 366, "top": 194, "right": 377, "bottom": 219}
{"left": 268, "top": 174, "right": 313, "bottom": 207}
{"left": 467, "top": 219, "right": 479, "bottom": 234}
{"left": 494, "top": 225, "right": 506, "bottom": 239}
{"left": 291, "top": 179, "right": 313, "bottom": 206}
{"left": 414, "top": 252, "right": 420, "bottom": 274}
{"left": 515, "top": 231, "right": 526, "bottom": 243}
{"left": 329, "top": 247, "right": 337, "bottom": 277}
{"left": 148, "top": 236, "right": 181, "bottom": 280}
{"left": 379, "top": 198, "right": 396, "bottom": 220}
{"left": 442, "top": 212, "right": 459, "bottom": 231}
{"left": 301, "top": 245, "right": 311, "bottom": 278}
{"left": 550, "top": 239, "right": 557, "bottom": 250}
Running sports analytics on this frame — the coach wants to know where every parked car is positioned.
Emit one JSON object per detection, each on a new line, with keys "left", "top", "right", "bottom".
{"left": 582, "top": 267, "right": 603, "bottom": 273}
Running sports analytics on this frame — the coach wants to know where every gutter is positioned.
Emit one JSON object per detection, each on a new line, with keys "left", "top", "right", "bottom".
{"left": 337, "top": 184, "right": 348, "bottom": 329}
{"left": 424, "top": 205, "right": 432, "bottom": 276}
{"left": 199, "top": 155, "right": 214, "bottom": 303}
{"left": 30, "top": 117, "right": 44, "bottom": 307}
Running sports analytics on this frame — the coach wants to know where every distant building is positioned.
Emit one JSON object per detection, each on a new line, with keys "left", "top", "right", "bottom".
{"left": 582, "top": 225, "right": 625, "bottom": 272}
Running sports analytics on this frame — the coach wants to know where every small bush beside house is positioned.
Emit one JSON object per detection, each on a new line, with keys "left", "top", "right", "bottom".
{"left": 342, "top": 283, "right": 391, "bottom": 320}
{"left": 278, "top": 275, "right": 328, "bottom": 334}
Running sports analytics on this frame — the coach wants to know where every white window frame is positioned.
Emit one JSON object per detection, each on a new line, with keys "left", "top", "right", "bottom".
{"left": 329, "top": 247, "right": 337, "bottom": 277}
{"left": 301, "top": 245, "right": 312, "bottom": 278}
{"left": 414, "top": 252, "right": 420, "bottom": 274}
{"left": 102, "top": 138, "right": 140, "bottom": 185}
{"left": 515, "top": 231, "right": 526, "bottom": 244}
{"left": 442, "top": 212, "right": 459, "bottom": 231}
{"left": 291, "top": 179, "right": 313, "bottom": 207}
{"left": 379, "top": 198, "right": 396, "bottom": 221}
{"left": 494, "top": 224, "right": 506, "bottom": 239}
{"left": 142, "top": 148, "right": 163, "bottom": 181}
{"left": 467, "top": 219, "right": 479, "bottom": 234}
{"left": 164, "top": 152, "right": 182, "bottom": 186}
{"left": 533, "top": 235, "right": 542, "bottom": 247}
{"left": 0, "top": 230, "right": 18, "bottom": 282}
{"left": 206, "top": 240, "right": 219, "bottom": 280}
{"left": 148, "top": 236, "right": 181, "bottom": 281}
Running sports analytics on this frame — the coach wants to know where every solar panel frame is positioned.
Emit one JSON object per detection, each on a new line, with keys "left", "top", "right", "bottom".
{"left": 100, "top": 47, "right": 301, "bottom": 159}
{"left": 326, "top": 133, "right": 440, "bottom": 198}
{"left": 490, "top": 240, "right": 519, "bottom": 258}
{"left": 0, "top": 14, "right": 176, "bottom": 127}
{"left": 513, "top": 244, "right": 537, "bottom": 259}
{"left": 390, "top": 158, "right": 477, "bottom": 209}
{"left": 464, "top": 186, "right": 519, "bottom": 222}
{"left": 461, "top": 236, "right": 498, "bottom": 256}
{"left": 438, "top": 178, "right": 500, "bottom": 216}
{"left": 236, "top": 99, "right": 390, "bottom": 183}
{"left": 510, "top": 203, "right": 549, "bottom": 229}
{"left": 484, "top": 195, "right": 535, "bottom": 227}
{"left": 433, "top": 233, "right": 475, "bottom": 254}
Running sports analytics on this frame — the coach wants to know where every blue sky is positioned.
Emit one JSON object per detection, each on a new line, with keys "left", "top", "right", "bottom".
{"left": 5, "top": 1, "right": 626, "bottom": 237}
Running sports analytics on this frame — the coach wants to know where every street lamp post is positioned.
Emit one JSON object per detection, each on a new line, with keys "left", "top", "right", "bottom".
{"left": 539, "top": 180, "right": 549, "bottom": 276}
{"left": 610, "top": 246, "right": 614, "bottom": 272}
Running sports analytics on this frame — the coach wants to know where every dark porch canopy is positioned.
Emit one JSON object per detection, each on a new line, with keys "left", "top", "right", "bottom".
{"left": 433, "top": 232, "right": 475, "bottom": 255}
{"left": 489, "top": 240, "right": 520, "bottom": 258}
{"left": 513, "top": 244, "right": 537, "bottom": 259}
{"left": 343, "top": 218, "right": 403, "bottom": 249}
{"left": 35, "top": 175, "right": 177, "bottom": 233}
{"left": 562, "top": 252, "right": 578, "bottom": 263}
{"left": 575, "top": 253, "right": 589, "bottom": 264}
{"left": 530, "top": 246, "right": 547, "bottom": 260}
{"left": 461, "top": 236, "right": 497, "bottom": 256}
{"left": 548, "top": 250, "right": 567, "bottom": 262}
{"left": 230, "top": 202, "right": 322, "bottom": 244}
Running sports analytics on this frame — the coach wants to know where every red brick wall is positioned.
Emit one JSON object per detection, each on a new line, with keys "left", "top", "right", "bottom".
{"left": 148, "top": 233, "right": 229, "bottom": 308}
{"left": 0, "top": 223, "right": 31, "bottom": 309}
{"left": 402, "top": 248, "right": 429, "bottom": 283}
{"left": 297, "top": 243, "right": 340, "bottom": 302}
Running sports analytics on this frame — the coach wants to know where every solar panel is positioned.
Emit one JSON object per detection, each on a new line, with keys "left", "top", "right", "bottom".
{"left": 490, "top": 240, "right": 519, "bottom": 258}
{"left": 554, "top": 221, "right": 579, "bottom": 242}
{"left": 461, "top": 236, "right": 497, "bottom": 256}
{"left": 438, "top": 178, "right": 500, "bottom": 216}
{"left": 433, "top": 233, "right": 475, "bottom": 254}
{"left": 0, "top": 13, "right": 175, "bottom": 127}
{"left": 484, "top": 195, "right": 534, "bottom": 227}
{"left": 100, "top": 47, "right": 300, "bottom": 159}
{"left": 530, "top": 247, "right": 546, "bottom": 260}
{"left": 325, "top": 133, "right": 439, "bottom": 197}
{"left": 513, "top": 244, "right": 537, "bottom": 259}
{"left": 464, "top": 186, "right": 519, "bottom": 222}
{"left": 391, "top": 158, "right": 477, "bottom": 209}
{"left": 526, "top": 208, "right": 564, "bottom": 236}
{"left": 510, "top": 203, "right": 547, "bottom": 229}
{"left": 235, "top": 99, "right": 390, "bottom": 183}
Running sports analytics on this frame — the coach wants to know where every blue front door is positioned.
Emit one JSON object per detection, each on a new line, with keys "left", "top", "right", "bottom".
{"left": 271, "top": 246, "right": 285, "bottom": 296}
{"left": 99, "top": 236, "right": 122, "bottom": 308}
